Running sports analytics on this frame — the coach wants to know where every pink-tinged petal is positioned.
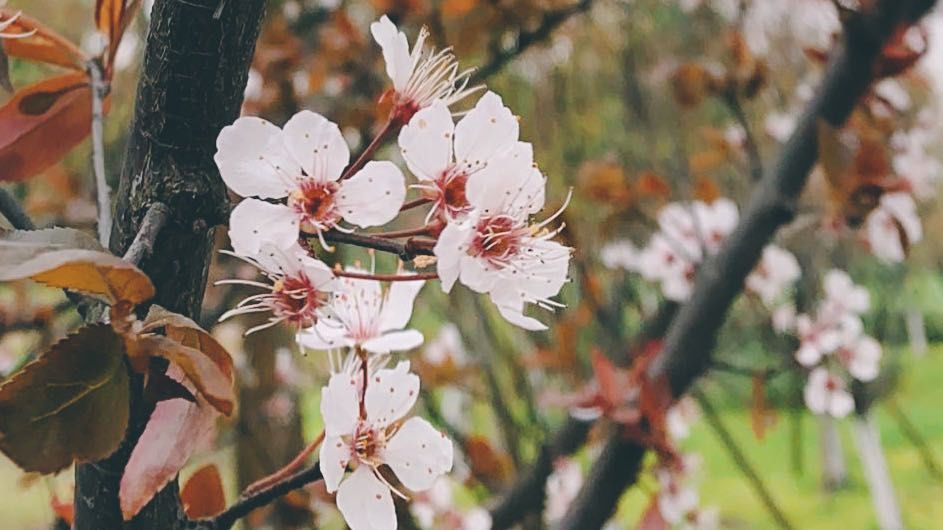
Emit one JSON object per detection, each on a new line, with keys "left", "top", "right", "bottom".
{"left": 370, "top": 16, "right": 412, "bottom": 91}
{"left": 362, "top": 329, "right": 425, "bottom": 354}
{"left": 215, "top": 116, "right": 297, "bottom": 199}
{"left": 228, "top": 199, "right": 298, "bottom": 256}
{"left": 454, "top": 91, "right": 519, "bottom": 170}
{"left": 320, "top": 372, "right": 360, "bottom": 437}
{"left": 847, "top": 336, "right": 882, "bottom": 382}
{"left": 336, "top": 466, "right": 397, "bottom": 530}
{"left": 399, "top": 101, "right": 455, "bottom": 180}
{"left": 384, "top": 417, "right": 453, "bottom": 492}
{"left": 282, "top": 110, "right": 350, "bottom": 181}
{"left": 828, "top": 389, "right": 855, "bottom": 419}
{"left": 319, "top": 434, "right": 351, "bottom": 493}
{"left": 379, "top": 280, "right": 425, "bottom": 332}
{"left": 364, "top": 361, "right": 419, "bottom": 428}
{"left": 434, "top": 222, "right": 470, "bottom": 292}
{"left": 120, "top": 367, "right": 218, "bottom": 520}
{"left": 337, "top": 161, "right": 406, "bottom": 228}
{"left": 488, "top": 288, "right": 546, "bottom": 331}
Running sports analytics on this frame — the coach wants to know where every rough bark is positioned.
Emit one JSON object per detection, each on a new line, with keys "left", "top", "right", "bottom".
{"left": 73, "top": 1, "right": 266, "bottom": 528}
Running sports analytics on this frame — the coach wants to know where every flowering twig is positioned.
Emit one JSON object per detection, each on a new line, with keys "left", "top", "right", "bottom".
{"left": 122, "top": 202, "right": 171, "bottom": 265}
{"left": 333, "top": 269, "right": 438, "bottom": 282}
{"left": 368, "top": 223, "right": 438, "bottom": 239}
{"left": 87, "top": 59, "right": 112, "bottom": 247}
{"left": 320, "top": 230, "right": 436, "bottom": 261}
{"left": 243, "top": 430, "right": 325, "bottom": 495}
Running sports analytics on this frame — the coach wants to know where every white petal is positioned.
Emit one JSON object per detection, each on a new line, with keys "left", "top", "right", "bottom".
{"left": 384, "top": 417, "right": 453, "bottom": 492}
{"left": 215, "top": 116, "right": 297, "bottom": 199}
{"left": 510, "top": 238, "right": 570, "bottom": 300}
{"left": 319, "top": 435, "right": 351, "bottom": 493}
{"left": 363, "top": 329, "right": 425, "bottom": 354}
{"left": 370, "top": 15, "right": 412, "bottom": 90}
{"left": 364, "top": 361, "right": 419, "bottom": 428}
{"left": 399, "top": 101, "right": 455, "bottom": 180}
{"left": 380, "top": 280, "right": 425, "bottom": 331}
{"left": 336, "top": 466, "right": 397, "bottom": 530}
{"left": 320, "top": 372, "right": 360, "bottom": 437}
{"left": 795, "top": 343, "right": 822, "bottom": 367}
{"left": 466, "top": 142, "right": 544, "bottom": 217}
{"left": 434, "top": 222, "right": 471, "bottom": 293}
{"left": 337, "top": 161, "right": 406, "bottom": 227}
{"left": 828, "top": 389, "right": 855, "bottom": 418}
{"left": 229, "top": 199, "right": 298, "bottom": 256}
{"left": 454, "top": 91, "right": 519, "bottom": 170}
{"left": 491, "top": 289, "right": 546, "bottom": 331}
{"left": 459, "top": 254, "right": 499, "bottom": 293}
{"left": 297, "top": 321, "right": 354, "bottom": 351}
{"left": 282, "top": 110, "right": 350, "bottom": 181}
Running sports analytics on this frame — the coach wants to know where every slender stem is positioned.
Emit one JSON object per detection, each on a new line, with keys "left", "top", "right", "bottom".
{"left": 243, "top": 430, "right": 325, "bottom": 496}
{"left": 723, "top": 89, "right": 764, "bottom": 182}
{"left": 319, "top": 231, "right": 436, "bottom": 262}
{"left": 400, "top": 196, "right": 433, "bottom": 212}
{"left": 0, "top": 187, "right": 35, "bottom": 230}
{"left": 340, "top": 118, "right": 397, "bottom": 180}
{"left": 122, "top": 202, "right": 171, "bottom": 265}
{"left": 333, "top": 269, "right": 438, "bottom": 282}
{"left": 368, "top": 224, "right": 435, "bottom": 239}
{"left": 87, "top": 59, "right": 112, "bottom": 247}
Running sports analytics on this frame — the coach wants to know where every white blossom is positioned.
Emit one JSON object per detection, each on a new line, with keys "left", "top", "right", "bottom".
{"left": 544, "top": 458, "right": 583, "bottom": 523}
{"left": 803, "top": 367, "right": 854, "bottom": 418}
{"left": 599, "top": 240, "right": 640, "bottom": 271}
{"left": 746, "top": 245, "right": 800, "bottom": 306}
{"left": 216, "top": 111, "right": 406, "bottom": 254}
{"left": 864, "top": 192, "right": 923, "bottom": 264}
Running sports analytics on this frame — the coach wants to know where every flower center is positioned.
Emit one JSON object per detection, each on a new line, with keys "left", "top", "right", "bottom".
{"left": 269, "top": 275, "right": 324, "bottom": 328}
{"left": 353, "top": 425, "right": 387, "bottom": 466}
{"left": 469, "top": 215, "right": 524, "bottom": 263}
{"left": 289, "top": 179, "right": 341, "bottom": 232}
{"left": 428, "top": 170, "right": 471, "bottom": 219}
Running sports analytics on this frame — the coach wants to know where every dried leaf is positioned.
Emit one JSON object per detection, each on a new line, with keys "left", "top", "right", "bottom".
{"left": 0, "top": 324, "right": 129, "bottom": 474}
{"left": 0, "top": 9, "right": 87, "bottom": 69}
{"left": 181, "top": 464, "right": 226, "bottom": 518}
{"left": 132, "top": 335, "right": 235, "bottom": 416}
{"left": 0, "top": 72, "right": 97, "bottom": 182}
{"left": 591, "top": 349, "right": 621, "bottom": 407}
{"left": 0, "top": 248, "right": 154, "bottom": 305}
{"left": 464, "top": 435, "right": 512, "bottom": 484}
{"left": 816, "top": 120, "right": 853, "bottom": 195}
{"left": 142, "top": 305, "right": 235, "bottom": 383}
{"left": 670, "top": 63, "right": 718, "bottom": 108}
{"left": 120, "top": 365, "right": 219, "bottom": 520}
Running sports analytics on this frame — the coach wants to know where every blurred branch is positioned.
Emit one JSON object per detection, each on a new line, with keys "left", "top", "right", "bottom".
{"left": 122, "top": 202, "right": 171, "bottom": 265}
{"left": 0, "top": 187, "right": 35, "bottom": 230}
{"left": 472, "top": 0, "right": 594, "bottom": 83}
{"left": 722, "top": 89, "right": 763, "bottom": 182}
{"left": 87, "top": 59, "right": 112, "bottom": 247}
{"left": 557, "top": 1, "right": 940, "bottom": 528}
{"left": 884, "top": 398, "right": 943, "bottom": 483}
{"left": 692, "top": 387, "right": 794, "bottom": 530}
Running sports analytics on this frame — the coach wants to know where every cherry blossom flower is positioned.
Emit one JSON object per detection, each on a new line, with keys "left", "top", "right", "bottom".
{"left": 370, "top": 16, "right": 479, "bottom": 121}
{"left": 399, "top": 92, "right": 528, "bottom": 222}
{"left": 772, "top": 303, "right": 797, "bottom": 334}
{"left": 599, "top": 240, "right": 640, "bottom": 271}
{"left": 892, "top": 128, "right": 942, "bottom": 200}
{"left": 864, "top": 192, "right": 923, "bottom": 264}
{"left": 217, "top": 244, "right": 335, "bottom": 335}
{"left": 803, "top": 367, "right": 854, "bottom": 418}
{"left": 216, "top": 111, "right": 406, "bottom": 254}
{"left": 667, "top": 396, "right": 701, "bottom": 441}
{"left": 835, "top": 335, "right": 882, "bottom": 382}
{"left": 319, "top": 361, "right": 453, "bottom": 530}
{"left": 794, "top": 313, "right": 856, "bottom": 367}
{"left": 821, "top": 269, "right": 870, "bottom": 317}
{"left": 544, "top": 458, "right": 583, "bottom": 523}
{"left": 433, "top": 144, "right": 571, "bottom": 330}
{"left": 765, "top": 111, "right": 797, "bottom": 143}
{"left": 297, "top": 271, "right": 425, "bottom": 355}
{"left": 745, "top": 245, "right": 800, "bottom": 306}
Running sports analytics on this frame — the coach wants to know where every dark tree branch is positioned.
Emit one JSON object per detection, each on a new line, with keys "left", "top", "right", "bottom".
{"left": 319, "top": 230, "right": 435, "bottom": 261}
{"left": 0, "top": 187, "right": 35, "bottom": 230}
{"left": 123, "top": 202, "right": 171, "bottom": 265}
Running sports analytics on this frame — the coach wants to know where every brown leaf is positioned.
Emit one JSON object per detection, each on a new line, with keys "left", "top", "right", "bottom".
{"left": 0, "top": 72, "right": 97, "bottom": 182}
{"left": 95, "top": 0, "right": 141, "bottom": 70}
{"left": 120, "top": 365, "right": 219, "bottom": 520}
{"left": 0, "top": 9, "right": 87, "bottom": 69}
{"left": 670, "top": 63, "right": 718, "bottom": 108}
{"left": 0, "top": 248, "right": 155, "bottom": 305}
{"left": 131, "top": 335, "right": 235, "bottom": 416}
{"left": 181, "top": 464, "right": 226, "bottom": 518}
{"left": 816, "top": 120, "right": 854, "bottom": 196}
{"left": 464, "top": 436, "right": 512, "bottom": 484}
{"left": 0, "top": 324, "right": 129, "bottom": 474}
{"left": 142, "top": 305, "right": 235, "bottom": 383}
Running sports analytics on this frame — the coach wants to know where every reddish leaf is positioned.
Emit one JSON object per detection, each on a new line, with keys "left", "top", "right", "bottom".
{"left": 0, "top": 9, "right": 87, "bottom": 69}
{"left": 50, "top": 493, "right": 75, "bottom": 525}
{"left": 591, "top": 349, "right": 621, "bottom": 407}
{"left": 0, "top": 324, "right": 129, "bottom": 474}
{"left": 0, "top": 72, "right": 100, "bottom": 182}
{"left": 142, "top": 305, "right": 235, "bottom": 383}
{"left": 464, "top": 436, "right": 513, "bottom": 484}
{"left": 120, "top": 365, "right": 219, "bottom": 520}
{"left": 181, "top": 464, "right": 226, "bottom": 518}
{"left": 875, "top": 25, "right": 927, "bottom": 79}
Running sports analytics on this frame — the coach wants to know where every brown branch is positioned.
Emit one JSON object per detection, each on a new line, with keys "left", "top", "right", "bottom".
{"left": 122, "top": 202, "right": 171, "bottom": 265}
{"left": 319, "top": 230, "right": 436, "bottom": 261}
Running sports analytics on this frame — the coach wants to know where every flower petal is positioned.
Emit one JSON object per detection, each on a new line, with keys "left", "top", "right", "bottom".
{"left": 466, "top": 142, "right": 544, "bottom": 218}
{"left": 489, "top": 288, "right": 547, "bottom": 331}
{"left": 337, "top": 161, "right": 406, "bottom": 227}
{"left": 364, "top": 361, "right": 419, "bottom": 428}
{"left": 434, "top": 222, "right": 470, "bottom": 293}
{"left": 380, "top": 280, "right": 425, "bottom": 331}
{"left": 454, "top": 91, "right": 519, "bottom": 170}
{"left": 282, "top": 110, "right": 350, "bottom": 181}
{"left": 399, "top": 101, "right": 455, "bottom": 180}
{"left": 215, "top": 116, "right": 297, "bottom": 199}
{"left": 362, "top": 329, "right": 425, "bottom": 354}
{"left": 319, "top": 434, "right": 351, "bottom": 493}
{"left": 320, "top": 372, "right": 360, "bottom": 437}
{"left": 297, "top": 321, "right": 354, "bottom": 351}
{"left": 370, "top": 15, "right": 412, "bottom": 91}
{"left": 336, "top": 466, "right": 397, "bottom": 530}
{"left": 384, "top": 417, "right": 453, "bottom": 492}
{"left": 229, "top": 199, "right": 299, "bottom": 256}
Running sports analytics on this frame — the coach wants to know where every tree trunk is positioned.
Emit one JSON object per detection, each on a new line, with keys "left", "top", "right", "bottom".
{"left": 73, "top": 1, "right": 266, "bottom": 528}
{"left": 819, "top": 415, "right": 848, "bottom": 492}
{"left": 853, "top": 413, "right": 905, "bottom": 530}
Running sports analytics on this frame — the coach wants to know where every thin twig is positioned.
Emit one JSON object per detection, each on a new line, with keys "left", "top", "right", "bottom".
{"left": 723, "top": 89, "right": 764, "bottom": 182}
{"left": 123, "top": 202, "right": 171, "bottom": 265}
{"left": 400, "top": 197, "right": 433, "bottom": 212}
{"left": 319, "top": 231, "right": 435, "bottom": 262}
{"left": 244, "top": 430, "right": 325, "bottom": 495}
{"left": 87, "top": 59, "right": 112, "bottom": 248}
{"left": 340, "top": 117, "right": 396, "bottom": 180}
{"left": 333, "top": 269, "right": 437, "bottom": 281}
{"left": 0, "top": 187, "right": 35, "bottom": 230}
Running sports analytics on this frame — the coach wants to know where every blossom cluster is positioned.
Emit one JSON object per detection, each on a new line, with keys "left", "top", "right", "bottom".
{"left": 602, "top": 198, "right": 799, "bottom": 307}
{"left": 775, "top": 270, "right": 881, "bottom": 418}
{"left": 212, "top": 14, "right": 573, "bottom": 530}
